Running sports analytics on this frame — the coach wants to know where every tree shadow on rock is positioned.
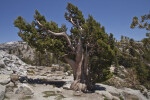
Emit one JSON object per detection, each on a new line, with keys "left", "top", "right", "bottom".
{"left": 92, "top": 84, "right": 106, "bottom": 91}
{"left": 19, "top": 77, "right": 65, "bottom": 88}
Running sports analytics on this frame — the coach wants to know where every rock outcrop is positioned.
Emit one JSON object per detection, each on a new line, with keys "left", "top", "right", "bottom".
{"left": 0, "top": 50, "right": 27, "bottom": 77}
{"left": 0, "top": 41, "right": 35, "bottom": 61}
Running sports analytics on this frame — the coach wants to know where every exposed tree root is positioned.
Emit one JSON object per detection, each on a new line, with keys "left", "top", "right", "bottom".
{"left": 70, "top": 80, "right": 87, "bottom": 92}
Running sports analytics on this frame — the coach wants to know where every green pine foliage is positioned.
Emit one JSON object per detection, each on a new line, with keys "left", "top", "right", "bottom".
{"left": 131, "top": 12, "right": 150, "bottom": 31}
{"left": 14, "top": 12, "right": 68, "bottom": 56}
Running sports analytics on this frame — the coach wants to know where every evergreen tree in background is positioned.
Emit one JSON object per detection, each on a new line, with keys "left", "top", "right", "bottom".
{"left": 131, "top": 12, "right": 150, "bottom": 62}
{"left": 117, "top": 35, "right": 150, "bottom": 89}
{"left": 111, "top": 14, "right": 150, "bottom": 89}
{"left": 131, "top": 12, "right": 150, "bottom": 51}
{"left": 14, "top": 3, "right": 116, "bottom": 91}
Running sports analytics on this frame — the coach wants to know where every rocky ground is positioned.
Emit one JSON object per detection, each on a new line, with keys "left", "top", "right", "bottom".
{"left": 0, "top": 50, "right": 150, "bottom": 100}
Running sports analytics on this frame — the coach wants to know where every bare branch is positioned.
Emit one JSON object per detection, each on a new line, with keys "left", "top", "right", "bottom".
{"left": 84, "top": 46, "right": 90, "bottom": 75}
{"left": 35, "top": 18, "right": 75, "bottom": 51}
{"left": 68, "top": 12, "right": 83, "bottom": 32}
{"left": 70, "top": 17, "right": 77, "bottom": 27}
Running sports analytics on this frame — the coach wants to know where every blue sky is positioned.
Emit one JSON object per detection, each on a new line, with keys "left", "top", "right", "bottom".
{"left": 0, "top": 0, "right": 150, "bottom": 43}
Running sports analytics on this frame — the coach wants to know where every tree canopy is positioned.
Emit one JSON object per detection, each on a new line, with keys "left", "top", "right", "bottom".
{"left": 14, "top": 3, "right": 116, "bottom": 91}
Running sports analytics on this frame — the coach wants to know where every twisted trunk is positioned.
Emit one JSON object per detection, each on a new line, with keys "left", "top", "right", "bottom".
{"left": 64, "top": 39, "right": 91, "bottom": 92}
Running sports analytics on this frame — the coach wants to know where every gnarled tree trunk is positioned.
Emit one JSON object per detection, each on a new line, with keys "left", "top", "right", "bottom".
{"left": 64, "top": 39, "right": 91, "bottom": 92}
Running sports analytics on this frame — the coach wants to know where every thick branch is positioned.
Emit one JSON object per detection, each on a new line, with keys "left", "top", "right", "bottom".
{"left": 63, "top": 54, "right": 77, "bottom": 79}
{"left": 63, "top": 55, "right": 75, "bottom": 70}
{"left": 76, "top": 38, "right": 83, "bottom": 62}
{"left": 75, "top": 38, "right": 84, "bottom": 80}
{"left": 84, "top": 51, "right": 90, "bottom": 75}
{"left": 35, "top": 19, "right": 75, "bottom": 51}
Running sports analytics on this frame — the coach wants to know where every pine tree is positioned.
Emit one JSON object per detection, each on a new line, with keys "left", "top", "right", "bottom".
{"left": 14, "top": 3, "right": 116, "bottom": 91}
{"left": 121, "top": 35, "right": 123, "bottom": 42}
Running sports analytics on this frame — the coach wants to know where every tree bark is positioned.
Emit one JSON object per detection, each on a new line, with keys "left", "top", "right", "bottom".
{"left": 64, "top": 54, "right": 88, "bottom": 92}
{"left": 69, "top": 39, "right": 89, "bottom": 92}
{"left": 69, "top": 55, "right": 89, "bottom": 92}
